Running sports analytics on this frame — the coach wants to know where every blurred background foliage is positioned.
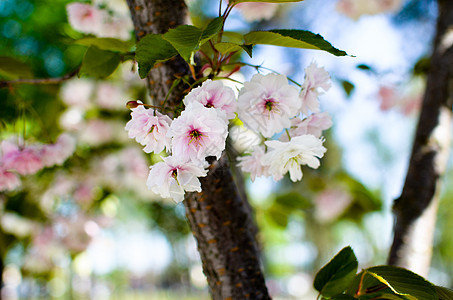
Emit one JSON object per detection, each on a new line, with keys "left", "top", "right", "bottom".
{"left": 0, "top": 0, "right": 452, "bottom": 299}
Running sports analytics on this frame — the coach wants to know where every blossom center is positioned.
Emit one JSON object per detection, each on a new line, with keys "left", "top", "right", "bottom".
{"left": 171, "top": 169, "right": 178, "bottom": 179}
{"left": 188, "top": 129, "right": 203, "bottom": 145}
{"left": 264, "top": 98, "right": 276, "bottom": 111}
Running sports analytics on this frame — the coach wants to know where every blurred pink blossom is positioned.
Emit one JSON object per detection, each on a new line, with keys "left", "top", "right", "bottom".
{"left": 0, "top": 168, "right": 20, "bottom": 191}
{"left": 237, "top": 145, "right": 270, "bottom": 182}
{"left": 336, "top": 0, "right": 403, "bottom": 20}
{"left": 314, "top": 188, "right": 352, "bottom": 223}
{"left": 234, "top": 2, "right": 279, "bottom": 22}
{"left": 299, "top": 63, "right": 331, "bottom": 115}
{"left": 2, "top": 141, "right": 43, "bottom": 175}
{"left": 66, "top": 3, "right": 106, "bottom": 35}
{"left": 41, "top": 134, "right": 76, "bottom": 167}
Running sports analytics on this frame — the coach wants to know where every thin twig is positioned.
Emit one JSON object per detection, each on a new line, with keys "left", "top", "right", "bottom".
{"left": 0, "top": 67, "right": 81, "bottom": 88}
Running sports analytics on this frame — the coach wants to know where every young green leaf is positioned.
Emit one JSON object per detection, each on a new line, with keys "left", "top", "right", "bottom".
{"left": 75, "top": 37, "right": 134, "bottom": 52}
{"left": 366, "top": 266, "right": 437, "bottom": 300}
{"left": 163, "top": 17, "right": 224, "bottom": 64}
{"left": 80, "top": 46, "right": 121, "bottom": 78}
{"left": 214, "top": 42, "right": 253, "bottom": 57}
{"left": 314, "top": 246, "right": 358, "bottom": 297}
{"left": 135, "top": 34, "right": 178, "bottom": 79}
{"left": 244, "top": 29, "right": 348, "bottom": 56}
{"left": 0, "top": 56, "right": 33, "bottom": 79}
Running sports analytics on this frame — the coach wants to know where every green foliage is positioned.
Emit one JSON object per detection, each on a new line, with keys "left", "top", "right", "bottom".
{"left": 135, "top": 34, "right": 179, "bottom": 78}
{"left": 0, "top": 56, "right": 33, "bottom": 79}
{"left": 244, "top": 30, "right": 349, "bottom": 56}
{"left": 162, "top": 17, "right": 224, "bottom": 63}
{"left": 79, "top": 46, "right": 121, "bottom": 78}
{"left": 315, "top": 248, "right": 450, "bottom": 300}
{"left": 75, "top": 37, "right": 134, "bottom": 53}
{"left": 314, "top": 246, "right": 358, "bottom": 297}
{"left": 341, "top": 80, "right": 355, "bottom": 97}
{"left": 214, "top": 42, "right": 253, "bottom": 57}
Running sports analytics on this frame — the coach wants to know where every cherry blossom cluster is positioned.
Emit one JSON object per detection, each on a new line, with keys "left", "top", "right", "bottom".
{"left": 66, "top": 1, "right": 133, "bottom": 40}
{"left": 0, "top": 134, "right": 76, "bottom": 192}
{"left": 125, "top": 63, "right": 332, "bottom": 203}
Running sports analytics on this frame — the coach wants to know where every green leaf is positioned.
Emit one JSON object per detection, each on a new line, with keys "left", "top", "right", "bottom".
{"left": 275, "top": 191, "right": 311, "bottom": 210}
{"left": 135, "top": 34, "right": 178, "bottom": 79}
{"left": 214, "top": 42, "right": 253, "bottom": 57}
{"left": 75, "top": 37, "right": 134, "bottom": 52}
{"left": 0, "top": 56, "right": 33, "bottom": 79}
{"left": 341, "top": 80, "right": 354, "bottom": 97}
{"left": 435, "top": 285, "right": 453, "bottom": 300}
{"left": 244, "top": 29, "right": 348, "bottom": 56}
{"left": 80, "top": 46, "right": 120, "bottom": 78}
{"left": 331, "top": 295, "right": 356, "bottom": 300}
{"left": 267, "top": 204, "right": 289, "bottom": 227}
{"left": 163, "top": 17, "right": 224, "bottom": 64}
{"left": 366, "top": 266, "right": 437, "bottom": 300}
{"left": 314, "top": 246, "right": 358, "bottom": 297}
{"left": 231, "top": 0, "right": 304, "bottom": 3}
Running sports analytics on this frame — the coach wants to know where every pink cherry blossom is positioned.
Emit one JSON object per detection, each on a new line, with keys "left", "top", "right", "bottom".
{"left": 147, "top": 156, "right": 208, "bottom": 203}
{"left": 336, "top": 0, "right": 403, "bottom": 20}
{"left": 237, "top": 146, "right": 270, "bottom": 182}
{"left": 234, "top": 2, "right": 279, "bottom": 22}
{"left": 314, "top": 188, "right": 352, "bottom": 223}
{"left": 125, "top": 102, "right": 172, "bottom": 154}
{"left": 262, "top": 135, "right": 326, "bottom": 182}
{"left": 183, "top": 80, "right": 237, "bottom": 120}
{"left": 299, "top": 63, "right": 331, "bottom": 115}
{"left": 0, "top": 168, "right": 21, "bottom": 191}
{"left": 66, "top": 3, "right": 106, "bottom": 35}
{"left": 169, "top": 102, "right": 228, "bottom": 163}
{"left": 99, "top": 16, "right": 133, "bottom": 40}
{"left": 41, "top": 134, "right": 76, "bottom": 167}
{"left": 1, "top": 141, "right": 43, "bottom": 175}
{"left": 237, "top": 73, "right": 300, "bottom": 138}
{"left": 287, "top": 112, "right": 333, "bottom": 139}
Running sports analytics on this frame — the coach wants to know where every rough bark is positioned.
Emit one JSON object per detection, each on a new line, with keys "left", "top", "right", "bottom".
{"left": 387, "top": 0, "right": 453, "bottom": 276}
{"left": 126, "top": 0, "right": 190, "bottom": 109}
{"left": 126, "top": 1, "right": 271, "bottom": 298}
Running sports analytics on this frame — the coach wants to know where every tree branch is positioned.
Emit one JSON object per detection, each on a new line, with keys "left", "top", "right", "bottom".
{"left": 387, "top": 0, "right": 453, "bottom": 276}
{"left": 0, "top": 67, "right": 80, "bottom": 88}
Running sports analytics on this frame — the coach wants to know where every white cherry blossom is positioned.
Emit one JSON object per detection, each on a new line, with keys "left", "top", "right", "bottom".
{"left": 237, "top": 73, "right": 300, "bottom": 138}
{"left": 287, "top": 112, "right": 333, "bottom": 139}
{"left": 183, "top": 80, "right": 237, "bottom": 120}
{"left": 147, "top": 156, "right": 208, "bottom": 203}
{"left": 125, "top": 102, "right": 172, "bottom": 154}
{"left": 262, "top": 135, "right": 326, "bottom": 182}
{"left": 169, "top": 102, "right": 228, "bottom": 163}
{"left": 66, "top": 3, "right": 106, "bottom": 35}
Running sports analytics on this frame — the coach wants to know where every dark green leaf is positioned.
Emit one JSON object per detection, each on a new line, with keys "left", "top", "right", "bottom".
{"left": 331, "top": 295, "right": 357, "bottom": 300}
{"left": 0, "top": 56, "right": 33, "bottom": 79}
{"left": 75, "top": 37, "right": 133, "bottom": 52}
{"left": 356, "top": 64, "right": 372, "bottom": 71}
{"left": 314, "top": 246, "right": 358, "bottom": 297}
{"left": 163, "top": 17, "right": 223, "bottom": 63}
{"left": 136, "top": 34, "right": 178, "bottom": 79}
{"left": 341, "top": 80, "right": 354, "bottom": 97}
{"left": 366, "top": 266, "right": 437, "bottom": 300}
{"left": 80, "top": 46, "right": 120, "bottom": 78}
{"left": 244, "top": 29, "right": 348, "bottom": 56}
{"left": 413, "top": 56, "right": 430, "bottom": 76}
{"left": 435, "top": 285, "right": 453, "bottom": 300}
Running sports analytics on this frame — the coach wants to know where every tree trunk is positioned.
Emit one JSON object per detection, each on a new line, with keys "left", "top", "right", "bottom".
{"left": 387, "top": 0, "right": 453, "bottom": 276}
{"left": 126, "top": 1, "right": 271, "bottom": 298}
